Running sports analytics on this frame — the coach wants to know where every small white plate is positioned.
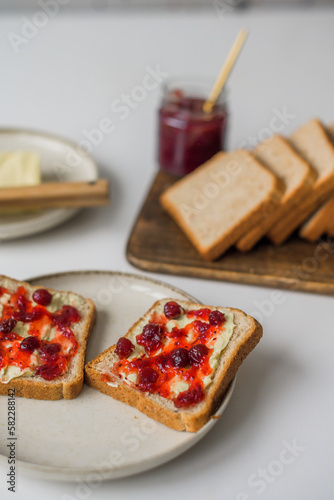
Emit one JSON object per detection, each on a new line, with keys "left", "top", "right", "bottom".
{"left": 0, "top": 129, "right": 98, "bottom": 240}
{"left": 0, "top": 271, "right": 236, "bottom": 482}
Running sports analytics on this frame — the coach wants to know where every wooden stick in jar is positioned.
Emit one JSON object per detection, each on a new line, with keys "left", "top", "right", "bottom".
{"left": 0, "top": 179, "right": 110, "bottom": 209}
{"left": 203, "top": 28, "right": 248, "bottom": 113}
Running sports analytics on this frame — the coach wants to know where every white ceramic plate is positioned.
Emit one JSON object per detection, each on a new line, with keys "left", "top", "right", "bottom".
{"left": 0, "top": 271, "right": 235, "bottom": 481}
{"left": 0, "top": 129, "right": 98, "bottom": 240}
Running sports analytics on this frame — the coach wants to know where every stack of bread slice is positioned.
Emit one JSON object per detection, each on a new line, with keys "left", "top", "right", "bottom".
{"left": 160, "top": 118, "right": 334, "bottom": 261}
{"left": 299, "top": 122, "right": 334, "bottom": 242}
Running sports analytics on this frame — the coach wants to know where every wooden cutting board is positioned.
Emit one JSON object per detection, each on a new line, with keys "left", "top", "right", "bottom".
{"left": 126, "top": 171, "right": 334, "bottom": 295}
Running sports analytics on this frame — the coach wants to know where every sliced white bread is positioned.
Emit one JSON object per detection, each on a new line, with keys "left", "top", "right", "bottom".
{"left": 160, "top": 150, "right": 284, "bottom": 260}
{"left": 299, "top": 123, "right": 334, "bottom": 241}
{"left": 85, "top": 299, "right": 262, "bottom": 432}
{"left": 299, "top": 198, "right": 334, "bottom": 242}
{"left": 236, "top": 135, "right": 316, "bottom": 251}
{"left": 0, "top": 275, "right": 96, "bottom": 400}
{"left": 267, "top": 119, "right": 334, "bottom": 245}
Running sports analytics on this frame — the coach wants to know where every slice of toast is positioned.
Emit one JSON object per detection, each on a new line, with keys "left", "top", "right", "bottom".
{"left": 0, "top": 275, "right": 96, "bottom": 400}
{"left": 299, "top": 123, "right": 334, "bottom": 242}
{"left": 160, "top": 150, "right": 284, "bottom": 260}
{"left": 85, "top": 299, "right": 262, "bottom": 432}
{"left": 267, "top": 119, "right": 334, "bottom": 245}
{"left": 236, "top": 136, "right": 316, "bottom": 251}
{"left": 299, "top": 198, "right": 334, "bottom": 242}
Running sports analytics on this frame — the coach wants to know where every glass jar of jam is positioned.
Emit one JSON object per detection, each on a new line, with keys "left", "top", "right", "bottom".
{"left": 158, "top": 80, "right": 228, "bottom": 177}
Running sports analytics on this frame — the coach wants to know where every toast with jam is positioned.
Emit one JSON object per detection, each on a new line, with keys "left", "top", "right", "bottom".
{"left": 85, "top": 299, "right": 262, "bottom": 432}
{"left": 0, "top": 275, "right": 96, "bottom": 400}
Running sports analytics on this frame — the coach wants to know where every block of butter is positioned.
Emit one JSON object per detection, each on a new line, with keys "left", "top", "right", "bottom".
{"left": 0, "top": 151, "right": 41, "bottom": 214}
{"left": 0, "top": 151, "right": 41, "bottom": 187}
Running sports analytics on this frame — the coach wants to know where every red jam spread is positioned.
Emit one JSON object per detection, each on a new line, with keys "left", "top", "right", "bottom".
{"left": 0, "top": 285, "right": 81, "bottom": 381}
{"left": 158, "top": 90, "right": 228, "bottom": 177}
{"left": 103, "top": 302, "right": 227, "bottom": 409}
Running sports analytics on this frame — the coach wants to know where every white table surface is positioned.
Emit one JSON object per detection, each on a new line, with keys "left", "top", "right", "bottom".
{"left": 0, "top": 5, "right": 333, "bottom": 500}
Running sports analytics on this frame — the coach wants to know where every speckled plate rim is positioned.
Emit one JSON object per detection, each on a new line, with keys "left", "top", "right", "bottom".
{"left": 26, "top": 270, "right": 200, "bottom": 301}
{"left": 0, "top": 270, "right": 236, "bottom": 482}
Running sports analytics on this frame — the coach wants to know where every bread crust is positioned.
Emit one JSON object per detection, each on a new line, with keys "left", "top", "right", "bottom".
{"left": 268, "top": 120, "right": 334, "bottom": 245}
{"left": 267, "top": 188, "right": 334, "bottom": 245}
{"left": 299, "top": 197, "right": 334, "bottom": 242}
{"left": 164, "top": 194, "right": 282, "bottom": 261}
{"left": 0, "top": 275, "right": 96, "bottom": 400}
{"left": 85, "top": 300, "right": 262, "bottom": 432}
{"left": 236, "top": 136, "right": 316, "bottom": 252}
{"left": 300, "top": 125, "right": 334, "bottom": 241}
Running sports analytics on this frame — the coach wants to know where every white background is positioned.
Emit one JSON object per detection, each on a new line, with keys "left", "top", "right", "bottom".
{"left": 0, "top": 5, "right": 334, "bottom": 500}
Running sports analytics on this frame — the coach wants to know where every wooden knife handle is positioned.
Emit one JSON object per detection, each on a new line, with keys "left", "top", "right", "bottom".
{"left": 0, "top": 179, "right": 110, "bottom": 209}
